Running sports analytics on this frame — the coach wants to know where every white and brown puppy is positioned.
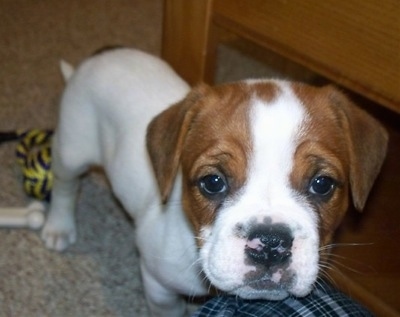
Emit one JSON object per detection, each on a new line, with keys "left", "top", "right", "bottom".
{"left": 42, "top": 48, "right": 388, "bottom": 317}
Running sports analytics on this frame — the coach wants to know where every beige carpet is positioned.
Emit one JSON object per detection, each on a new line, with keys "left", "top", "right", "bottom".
{"left": 0, "top": 2, "right": 165, "bottom": 316}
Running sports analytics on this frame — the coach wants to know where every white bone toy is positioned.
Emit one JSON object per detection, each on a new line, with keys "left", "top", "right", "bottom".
{"left": 0, "top": 201, "right": 45, "bottom": 229}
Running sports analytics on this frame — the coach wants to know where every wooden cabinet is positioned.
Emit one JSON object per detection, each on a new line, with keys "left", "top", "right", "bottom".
{"left": 163, "top": 0, "right": 400, "bottom": 113}
{"left": 162, "top": 1, "right": 400, "bottom": 316}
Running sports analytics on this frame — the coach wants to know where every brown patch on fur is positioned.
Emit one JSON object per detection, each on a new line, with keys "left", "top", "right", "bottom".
{"left": 249, "top": 80, "right": 281, "bottom": 103}
{"left": 147, "top": 84, "right": 208, "bottom": 203}
{"left": 290, "top": 83, "right": 388, "bottom": 247}
{"left": 291, "top": 140, "right": 349, "bottom": 245}
{"left": 148, "top": 79, "right": 387, "bottom": 251}
{"left": 147, "top": 81, "right": 280, "bottom": 239}
{"left": 180, "top": 82, "right": 280, "bottom": 236}
{"left": 181, "top": 83, "right": 253, "bottom": 235}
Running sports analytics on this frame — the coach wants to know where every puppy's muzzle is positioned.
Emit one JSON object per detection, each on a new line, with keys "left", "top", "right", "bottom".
{"left": 245, "top": 224, "right": 293, "bottom": 268}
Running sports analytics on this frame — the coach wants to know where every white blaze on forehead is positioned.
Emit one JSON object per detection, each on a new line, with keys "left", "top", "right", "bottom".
{"left": 245, "top": 81, "right": 307, "bottom": 211}
{"left": 199, "top": 81, "right": 320, "bottom": 299}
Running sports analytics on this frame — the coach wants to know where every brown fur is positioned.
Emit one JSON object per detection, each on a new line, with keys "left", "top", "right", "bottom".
{"left": 147, "top": 82, "right": 279, "bottom": 234}
{"left": 291, "top": 83, "right": 388, "bottom": 245}
{"left": 147, "top": 81, "right": 388, "bottom": 246}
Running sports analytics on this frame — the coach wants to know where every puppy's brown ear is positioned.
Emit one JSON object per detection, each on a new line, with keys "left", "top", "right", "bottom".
{"left": 146, "top": 84, "right": 210, "bottom": 203}
{"left": 326, "top": 87, "right": 389, "bottom": 211}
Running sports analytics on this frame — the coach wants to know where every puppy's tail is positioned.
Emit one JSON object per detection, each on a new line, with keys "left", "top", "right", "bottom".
{"left": 59, "top": 59, "right": 75, "bottom": 82}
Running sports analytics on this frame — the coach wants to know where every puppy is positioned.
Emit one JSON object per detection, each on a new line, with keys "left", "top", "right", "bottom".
{"left": 41, "top": 48, "right": 388, "bottom": 317}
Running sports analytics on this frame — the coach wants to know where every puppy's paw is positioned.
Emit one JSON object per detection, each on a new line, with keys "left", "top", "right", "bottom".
{"left": 41, "top": 216, "right": 76, "bottom": 251}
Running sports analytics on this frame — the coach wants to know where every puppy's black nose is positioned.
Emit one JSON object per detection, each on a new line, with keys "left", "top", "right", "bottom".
{"left": 245, "top": 224, "right": 293, "bottom": 267}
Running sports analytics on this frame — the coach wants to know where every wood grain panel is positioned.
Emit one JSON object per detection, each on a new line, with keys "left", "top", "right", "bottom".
{"left": 162, "top": 0, "right": 214, "bottom": 84}
{"left": 213, "top": 0, "right": 400, "bottom": 113}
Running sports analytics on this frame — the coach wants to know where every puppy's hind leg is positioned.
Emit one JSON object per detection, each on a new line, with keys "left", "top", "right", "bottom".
{"left": 41, "top": 135, "right": 88, "bottom": 251}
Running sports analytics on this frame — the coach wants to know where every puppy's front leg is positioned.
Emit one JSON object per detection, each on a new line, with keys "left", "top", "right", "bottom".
{"left": 41, "top": 140, "right": 82, "bottom": 251}
{"left": 41, "top": 175, "right": 78, "bottom": 251}
{"left": 140, "top": 262, "right": 187, "bottom": 317}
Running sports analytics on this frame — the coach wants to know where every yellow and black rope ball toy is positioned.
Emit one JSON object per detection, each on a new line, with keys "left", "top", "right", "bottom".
{"left": 1, "top": 129, "right": 53, "bottom": 201}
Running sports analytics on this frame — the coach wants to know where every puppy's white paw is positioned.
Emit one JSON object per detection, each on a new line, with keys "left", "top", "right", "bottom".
{"left": 41, "top": 216, "right": 76, "bottom": 251}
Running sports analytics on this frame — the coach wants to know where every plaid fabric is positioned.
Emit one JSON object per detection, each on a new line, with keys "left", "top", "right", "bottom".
{"left": 191, "top": 282, "right": 373, "bottom": 317}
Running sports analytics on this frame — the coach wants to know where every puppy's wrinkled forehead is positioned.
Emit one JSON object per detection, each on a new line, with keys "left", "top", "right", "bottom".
{"left": 179, "top": 80, "right": 311, "bottom": 231}
{"left": 182, "top": 81, "right": 279, "bottom": 159}
{"left": 181, "top": 81, "right": 302, "bottom": 173}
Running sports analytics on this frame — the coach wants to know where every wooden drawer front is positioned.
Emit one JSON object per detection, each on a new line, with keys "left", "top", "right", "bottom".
{"left": 213, "top": 0, "right": 400, "bottom": 113}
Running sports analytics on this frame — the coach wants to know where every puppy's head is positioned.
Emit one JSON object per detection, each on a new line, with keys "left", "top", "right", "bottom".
{"left": 147, "top": 80, "right": 388, "bottom": 300}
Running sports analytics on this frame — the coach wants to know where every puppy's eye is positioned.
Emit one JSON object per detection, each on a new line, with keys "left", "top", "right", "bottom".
{"left": 309, "top": 176, "right": 336, "bottom": 196}
{"left": 198, "top": 174, "right": 228, "bottom": 199}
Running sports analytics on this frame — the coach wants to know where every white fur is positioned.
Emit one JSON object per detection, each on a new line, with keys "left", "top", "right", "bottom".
{"left": 42, "top": 49, "right": 207, "bottom": 317}
{"left": 200, "top": 81, "right": 319, "bottom": 299}
{"left": 42, "top": 50, "right": 322, "bottom": 316}
{"left": 59, "top": 59, "right": 74, "bottom": 81}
